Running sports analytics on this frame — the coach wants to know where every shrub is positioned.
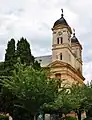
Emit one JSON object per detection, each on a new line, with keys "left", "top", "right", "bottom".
{"left": 65, "top": 116, "right": 77, "bottom": 120}
{"left": 0, "top": 115, "right": 9, "bottom": 120}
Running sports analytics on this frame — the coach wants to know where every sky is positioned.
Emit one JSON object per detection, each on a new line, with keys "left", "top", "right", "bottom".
{"left": 0, "top": 0, "right": 92, "bottom": 82}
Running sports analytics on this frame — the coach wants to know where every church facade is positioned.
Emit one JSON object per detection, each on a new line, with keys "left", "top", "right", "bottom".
{"left": 36, "top": 10, "right": 85, "bottom": 85}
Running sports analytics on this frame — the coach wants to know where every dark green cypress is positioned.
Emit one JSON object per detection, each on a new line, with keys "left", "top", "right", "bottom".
{"left": 16, "top": 37, "right": 33, "bottom": 66}
{"left": 5, "top": 38, "right": 15, "bottom": 61}
{"left": 16, "top": 37, "right": 41, "bottom": 69}
{"left": 4, "top": 38, "right": 16, "bottom": 76}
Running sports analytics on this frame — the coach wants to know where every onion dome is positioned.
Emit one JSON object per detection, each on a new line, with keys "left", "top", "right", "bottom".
{"left": 52, "top": 9, "right": 72, "bottom": 33}
{"left": 71, "top": 29, "right": 79, "bottom": 43}
{"left": 53, "top": 15, "right": 68, "bottom": 27}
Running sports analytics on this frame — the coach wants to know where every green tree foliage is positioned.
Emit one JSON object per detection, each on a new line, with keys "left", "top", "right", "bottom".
{"left": 0, "top": 88, "right": 14, "bottom": 115}
{"left": 1, "top": 61, "right": 58, "bottom": 120}
{"left": 65, "top": 116, "right": 77, "bottom": 120}
{"left": 0, "top": 86, "right": 33, "bottom": 120}
{"left": 16, "top": 37, "right": 40, "bottom": 69}
{"left": 83, "top": 82, "right": 92, "bottom": 118}
{"left": 5, "top": 38, "right": 16, "bottom": 62}
{"left": 12, "top": 107, "right": 33, "bottom": 120}
{"left": 17, "top": 37, "right": 32, "bottom": 65}
{"left": 69, "top": 83, "right": 92, "bottom": 119}
{"left": 0, "top": 115, "right": 9, "bottom": 120}
{"left": 43, "top": 83, "right": 87, "bottom": 120}
{"left": 0, "top": 37, "right": 40, "bottom": 76}
{"left": 0, "top": 62, "right": 4, "bottom": 76}
{"left": 68, "top": 84, "right": 87, "bottom": 120}
{"left": 0, "top": 37, "right": 41, "bottom": 120}
{"left": 4, "top": 38, "right": 16, "bottom": 76}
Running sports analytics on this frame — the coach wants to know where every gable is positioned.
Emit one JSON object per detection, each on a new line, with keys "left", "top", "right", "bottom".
{"left": 47, "top": 60, "right": 66, "bottom": 68}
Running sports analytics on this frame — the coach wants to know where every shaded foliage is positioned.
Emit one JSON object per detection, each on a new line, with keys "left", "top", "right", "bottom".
{"left": 16, "top": 37, "right": 32, "bottom": 66}
{"left": 0, "top": 37, "right": 41, "bottom": 120}
{"left": 0, "top": 87, "right": 15, "bottom": 115}
{"left": 16, "top": 37, "right": 40, "bottom": 69}
{"left": 13, "top": 107, "right": 33, "bottom": 120}
{"left": 0, "top": 115, "right": 9, "bottom": 120}
{"left": 1, "top": 61, "right": 58, "bottom": 119}
{"left": 4, "top": 38, "right": 16, "bottom": 76}
{"left": 43, "top": 83, "right": 88, "bottom": 120}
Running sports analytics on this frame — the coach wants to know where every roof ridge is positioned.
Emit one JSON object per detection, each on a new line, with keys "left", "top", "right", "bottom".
{"left": 35, "top": 55, "right": 52, "bottom": 58}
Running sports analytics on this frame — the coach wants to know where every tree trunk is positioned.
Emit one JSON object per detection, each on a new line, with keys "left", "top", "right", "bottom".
{"left": 77, "top": 110, "right": 81, "bottom": 120}
{"left": 34, "top": 114, "right": 37, "bottom": 120}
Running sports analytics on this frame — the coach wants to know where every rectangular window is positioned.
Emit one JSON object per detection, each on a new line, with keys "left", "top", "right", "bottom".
{"left": 61, "top": 37, "right": 63, "bottom": 44}
{"left": 57, "top": 38, "right": 59, "bottom": 44}
{"left": 60, "top": 54, "right": 62, "bottom": 60}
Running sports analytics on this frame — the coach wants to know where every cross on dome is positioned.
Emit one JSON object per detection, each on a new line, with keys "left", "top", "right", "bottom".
{"left": 73, "top": 28, "right": 75, "bottom": 36}
{"left": 61, "top": 9, "right": 63, "bottom": 17}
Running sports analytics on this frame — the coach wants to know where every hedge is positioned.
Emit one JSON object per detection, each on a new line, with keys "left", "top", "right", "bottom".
{"left": 0, "top": 115, "right": 9, "bottom": 120}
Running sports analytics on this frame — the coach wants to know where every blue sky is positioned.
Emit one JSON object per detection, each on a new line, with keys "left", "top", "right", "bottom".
{"left": 0, "top": 0, "right": 92, "bottom": 82}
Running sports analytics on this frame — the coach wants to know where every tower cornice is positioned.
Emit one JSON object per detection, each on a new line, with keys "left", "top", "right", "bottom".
{"left": 52, "top": 24, "right": 72, "bottom": 34}
{"left": 52, "top": 43, "right": 82, "bottom": 64}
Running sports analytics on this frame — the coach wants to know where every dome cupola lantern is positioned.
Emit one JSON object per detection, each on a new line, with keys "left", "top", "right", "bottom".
{"left": 71, "top": 29, "right": 80, "bottom": 44}
{"left": 52, "top": 9, "right": 72, "bottom": 34}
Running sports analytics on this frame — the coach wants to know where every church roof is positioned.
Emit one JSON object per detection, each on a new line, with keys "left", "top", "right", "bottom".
{"left": 71, "top": 30, "right": 81, "bottom": 46}
{"left": 35, "top": 55, "right": 52, "bottom": 67}
{"left": 52, "top": 9, "right": 72, "bottom": 33}
{"left": 53, "top": 16, "right": 68, "bottom": 28}
{"left": 71, "top": 35, "right": 79, "bottom": 43}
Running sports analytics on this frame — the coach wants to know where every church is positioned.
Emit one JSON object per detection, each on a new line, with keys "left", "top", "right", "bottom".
{"left": 36, "top": 10, "right": 85, "bottom": 85}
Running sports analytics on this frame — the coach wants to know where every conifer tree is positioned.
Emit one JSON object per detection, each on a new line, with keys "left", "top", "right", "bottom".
{"left": 16, "top": 37, "right": 40, "bottom": 68}
{"left": 17, "top": 37, "right": 33, "bottom": 66}
{"left": 5, "top": 38, "right": 15, "bottom": 61}
{"left": 4, "top": 38, "right": 16, "bottom": 75}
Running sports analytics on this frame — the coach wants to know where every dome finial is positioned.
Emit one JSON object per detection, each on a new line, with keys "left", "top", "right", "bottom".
{"left": 73, "top": 28, "right": 75, "bottom": 36}
{"left": 61, "top": 9, "right": 63, "bottom": 17}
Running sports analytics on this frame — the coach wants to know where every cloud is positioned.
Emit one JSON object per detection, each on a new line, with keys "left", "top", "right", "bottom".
{"left": 0, "top": 0, "right": 92, "bottom": 82}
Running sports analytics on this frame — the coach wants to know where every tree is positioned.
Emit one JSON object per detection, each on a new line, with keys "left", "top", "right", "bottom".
{"left": 69, "top": 84, "right": 87, "bottom": 120}
{"left": 0, "top": 62, "right": 4, "bottom": 76}
{"left": 0, "top": 38, "right": 41, "bottom": 120}
{"left": 0, "top": 84, "right": 33, "bottom": 120}
{"left": 0, "top": 87, "right": 14, "bottom": 115}
{"left": 12, "top": 106, "right": 33, "bottom": 120}
{"left": 70, "top": 83, "right": 92, "bottom": 119}
{"left": 4, "top": 38, "right": 16, "bottom": 76}
{"left": 5, "top": 38, "right": 16, "bottom": 62}
{"left": 43, "top": 83, "right": 87, "bottom": 120}
{"left": 83, "top": 82, "right": 92, "bottom": 119}
{"left": 16, "top": 37, "right": 33, "bottom": 65}
{"left": 1, "top": 61, "right": 58, "bottom": 120}
{"left": 16, "top": 37, "right": 41, "bottom": 69}
{"left": 42, "top": 81, "right": 72, "bottom": 119}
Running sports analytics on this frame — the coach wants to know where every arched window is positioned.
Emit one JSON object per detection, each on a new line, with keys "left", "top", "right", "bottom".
{"left": 57, "top": 38, "right": 59, "bottom": 44}
{"left": 55, "top": 73, "right": 61, "bottom": 79}
{"left": 60, "top": 53, "right": 62, "bottom": 60}
{"left": 61, "top": 37, "right": 63, "bottom": 44}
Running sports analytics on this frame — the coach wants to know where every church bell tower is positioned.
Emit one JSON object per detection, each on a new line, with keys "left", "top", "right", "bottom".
{"left": 47, "top": 9, "right": 85, "bottom": 84}
{"left": 52, "top": 9, "right": 72, "bottom": 65}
